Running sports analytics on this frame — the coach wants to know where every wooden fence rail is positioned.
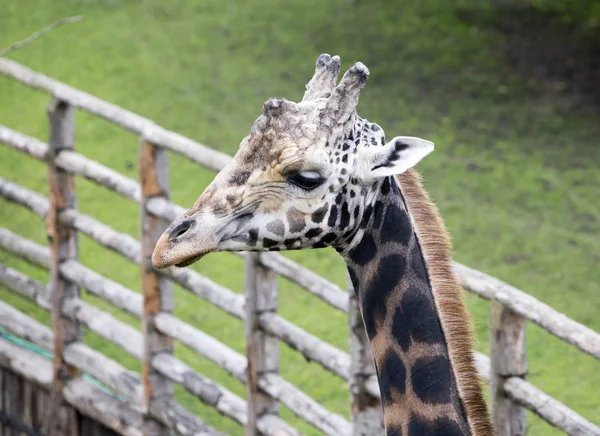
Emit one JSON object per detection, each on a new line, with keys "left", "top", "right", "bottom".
{"left": 0, "top": 58, "right": 599, "bottom": 436}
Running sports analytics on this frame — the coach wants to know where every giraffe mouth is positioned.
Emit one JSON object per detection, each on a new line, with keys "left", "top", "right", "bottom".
{"left": 174, "top": 252, "right": 208, "bottom": 268}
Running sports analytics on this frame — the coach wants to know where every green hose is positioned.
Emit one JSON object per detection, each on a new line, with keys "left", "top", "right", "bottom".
{"left": 0, "top": 325, "right": 125, "bottom": 400}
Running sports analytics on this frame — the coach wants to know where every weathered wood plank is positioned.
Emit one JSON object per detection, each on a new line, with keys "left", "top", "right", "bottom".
{"left": 504, "top": 377, "right": 600, "bottom": 435}
{"left": 62, "top": 299, "right": 143, "bottom": 359}
{"left": 347, "top": 276, "right": 382, "bottom": 435}
{"left": 245, "top": 253, "right": 280, "bottom": 435}
{"left": 33, "top": 384, "right": 50, "bottom": 432}
{"left": 148, "top": 399, "right": 226, "bottom": 436}
{"left": 21, "top": 375, "right": 33, "bottom": 431}
{"left": 154, "top": 313, "right": 247, "bottom": 381}
{"left": 63, "top": 343, "right": 142, "bottom": 404}
{"left": 0, "top": 339, "right": 52, "bottom": 388}
{"left": 0, "top": 301, "right": 53, "bottom": 350}
{"left": 0, "top": 264, "right": 50, "bottom": 310}
{"left": 63, "top": 377, "right": 143, "bottom": 436}
{"left": 455, "top": 262, "right": 600, "bottom": 360}
{"left": 153, "top": 315, "right": 301, "bottom": 436}
{"left": 258, "top": 312, "right": 349, "bottom": 381}
{"left": 61, "top": 260, "right": 142, "bottom": 318}
{"left": 0, "top": 177, "right": 140, "bottom": 264}
{"left": 258, "top": 373, "right": 352, "bottom": 436}
{"left": 46, "top": 98, "right": 81, "bottom": 436}
{"left": 490, "top": 302, "right": 527, "bottom": 436}
{"left": 258, "top": 253, "right": 348, "bottom": 313}
{"left": 139, "top": 138, "right": 173, "bottom": 436}
{"left": 161, "top": 266, "right": 244, "bottom": 319}
{"left": 0, "top": 368, "right": 4, "bottom": 436}
{"left": 152, "top": 353, "right": 247, "bottom": 426}
{"left": 0, "top": 125, "right": 139, "bottom": 203}
{"left": 0, "top": 60, "right": 233, "bottom": 172}
{"left": 0, "top": 227, "right": 50, "bottom": 269}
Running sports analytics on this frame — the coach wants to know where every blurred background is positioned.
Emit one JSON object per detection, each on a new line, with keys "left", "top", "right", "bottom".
{"left": 1, "top": 0, "right": 599, "bottom": 434}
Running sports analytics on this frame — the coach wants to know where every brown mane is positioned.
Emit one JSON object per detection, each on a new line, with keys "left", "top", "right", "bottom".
{"left": 397, "top": 169, "right": 495, "bottom": 436}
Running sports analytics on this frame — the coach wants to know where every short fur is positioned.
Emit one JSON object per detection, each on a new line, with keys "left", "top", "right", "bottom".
{"left": 397, "top": 169, "right": 494, "bottom": 436}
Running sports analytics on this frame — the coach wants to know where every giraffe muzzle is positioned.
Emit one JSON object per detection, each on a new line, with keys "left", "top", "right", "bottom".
{"left": 151, "top": 215, "right": 222, "bottom": 269}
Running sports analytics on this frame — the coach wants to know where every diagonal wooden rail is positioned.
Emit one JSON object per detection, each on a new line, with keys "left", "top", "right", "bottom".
{"left": 0, "top": 58, "right": 599, "bottom": 436}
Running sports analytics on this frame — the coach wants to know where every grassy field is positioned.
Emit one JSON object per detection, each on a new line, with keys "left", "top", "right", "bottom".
{"left": 1, "top": 0, "right": 599, "bottom": 434}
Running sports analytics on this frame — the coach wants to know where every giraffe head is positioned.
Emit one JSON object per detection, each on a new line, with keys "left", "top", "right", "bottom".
{"left": 152, "top": 54, "right": 434, "bottom": 269}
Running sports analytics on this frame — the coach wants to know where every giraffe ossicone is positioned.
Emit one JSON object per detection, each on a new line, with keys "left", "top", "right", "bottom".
{"left": 152, "top": 54, "right": 493, "bottom": 436}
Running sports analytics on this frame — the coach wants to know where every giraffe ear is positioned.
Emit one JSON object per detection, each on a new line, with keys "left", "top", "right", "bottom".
{"left": 358, "top": 136, "right": 434, "bottom": 183}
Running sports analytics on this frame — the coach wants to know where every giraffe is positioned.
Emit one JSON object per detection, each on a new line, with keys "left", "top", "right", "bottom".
{"left": 151, "top": 54, "right": 494, "bottom": 436}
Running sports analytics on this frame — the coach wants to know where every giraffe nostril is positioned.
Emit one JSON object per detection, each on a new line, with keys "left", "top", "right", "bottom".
{"left": 168, "top": 220, "right": 194, "bottom": 241}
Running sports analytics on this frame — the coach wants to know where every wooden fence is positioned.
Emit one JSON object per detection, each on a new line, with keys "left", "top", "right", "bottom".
{"left": 0, "top": 57, "right": 599, "bottom": 436}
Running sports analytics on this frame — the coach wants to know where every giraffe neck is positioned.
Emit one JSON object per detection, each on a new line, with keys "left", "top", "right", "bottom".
{"left": 343, "top": 176, "right": 471, "bottom": 436}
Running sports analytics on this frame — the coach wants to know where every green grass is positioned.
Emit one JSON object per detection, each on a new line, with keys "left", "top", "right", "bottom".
{"left": 1, "top": 0, "right": 599, "bottom": 434}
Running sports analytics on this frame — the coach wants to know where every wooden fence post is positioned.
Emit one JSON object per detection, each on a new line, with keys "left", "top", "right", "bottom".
{"left": 45, "top": 97, "right": 81, "bottom": 436}
{"left": 245, "top": 253, "right": 279, "bottom": 435}
{"left": 139, "top": 138, "right": 174, "bottom": 436}
{"left": 348, "top": 275, "right": 383, "bottom": 435}
{"left": 490, "top": 301, "right": 527, "bottom": 436}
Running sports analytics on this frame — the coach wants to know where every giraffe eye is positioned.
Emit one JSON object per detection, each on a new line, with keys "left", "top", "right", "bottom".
{"left": 287, "top": 171, "right": 324, "bottom": 191}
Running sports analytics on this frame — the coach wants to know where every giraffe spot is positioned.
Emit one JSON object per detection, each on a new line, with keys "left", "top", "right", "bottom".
{"left": 387, "top": 426, "right": 402, "bottom": 436}
{"left": 373, "top": 201, "right": 385, "bottom": 228}
{"left": 266, "top": 219, "right": 285, "bottom": 237}
{"left": 381, "top": 177, "right": 391, "bottom": 195}
{"left": 262, "top": 237, "right": 279, "bottom": 248}
{"left": 328, "top": 205, "right": 338, "bottom": 227}
{"left": 283, "top": 238, "right": 301, "bottom": 249}
{"left": 287, "top": 208, "right": 306, "bottom": 233}
{"left": 320, "top": 232, "right": 337, "bottom": 244}
{"left": 353, "top": 206, "right": 360, "bottom": 220}
{"left": 348, "top": 233, "right": 377, "bottom": 266}
{"left": 229, "top": 171, "right": 251, "bottom": 185}
{"left": 342, "top": 154, "right": 348, "bottom": 163}
{"left": 311, "top": 204, "right": 328, "bottom": 223}
{"left": 248, "top": 229, "right": 258, "bottom": 247}
{"left": 381, "top": 136, "right": 386, "bottom": 145}
{"left": 335, "top": 193, "right": 343, "bottom": 205}
{"left": 381, "top": 203, "right": 413, "bottom": 246}
{"left": 407, "top": 416, "right": 462, "bottom": 436}
{"left": 347, "top": 267, "right": 359, "bottom": 292}
{"left": 342, "top": 143, "right": 350, "bottom": 151}
{"left": 340, "top": 203, "right": 351, "bottom": 229}
{"left": 371, "top": 123, "right": 381, "bottom": 131}
{"left": 379, "top": 348, "right": 406, "bottom": 405}
{"left": 411, "top": 355, "right": 452, "bottom": 405}
{"left": 410, "top": 242, "right": 429, "bottom": 284}
{"left": 392, "top": 285, "right": 444, "bottom": 352}
{"left": 305, "top": 227, "right": 323, "bottom": 238}
{"left": 350, "top": 189, "right": 356, "bottom": 198}
{"left": 362, "top": 254, "right": 405, "bottom": 339}
{"left": 341, "top": 168, "right": 347, "bottom": 175}
{"left": 395, "top": 140, "right": 410, "bottom": 152}
{"left": 226, "top": 194, "right": 240, "bottom": 205}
